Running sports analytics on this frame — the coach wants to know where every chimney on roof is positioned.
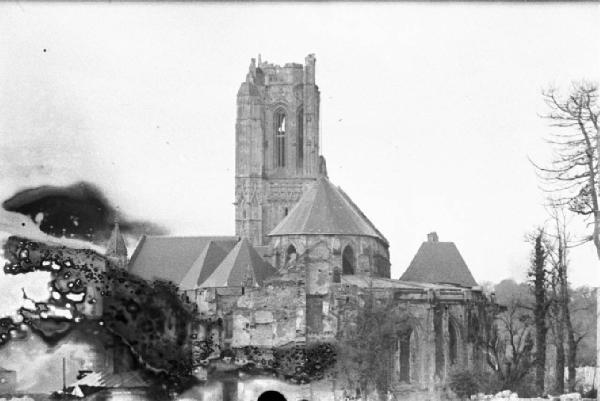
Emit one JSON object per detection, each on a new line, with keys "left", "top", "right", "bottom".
{"left": 427, "top": 232, "right": 439, "bottom": 243}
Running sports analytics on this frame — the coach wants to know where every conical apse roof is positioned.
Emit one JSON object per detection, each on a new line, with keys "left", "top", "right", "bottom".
{"left": 268, "top": 176, "right": 388, "bottom": 244}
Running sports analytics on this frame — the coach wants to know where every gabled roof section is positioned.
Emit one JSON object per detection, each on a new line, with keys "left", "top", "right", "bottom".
{"left": 201, "top": 238, "right": 277, "bottom": 287}
{"left": 179, "top": 241, "right": 232, "bottom": 290}
{"left": 128, "top": 235, "right": 238, "bottom": 285}
{"left": 268, "top": 176, "right": 388, "bottom": 245}
{"left": 400, "top": 232, "right": 478, "bottom": 288}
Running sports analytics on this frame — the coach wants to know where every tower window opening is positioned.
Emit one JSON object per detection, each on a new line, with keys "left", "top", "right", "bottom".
{"left": 284, "top": 207, "right": 289, "bottom": 216}
{"left": 285, "top": 244, "right": 297, "bottom": 265}
{"left": 342, "top": 245, "right": 355, "bottom": 275}
{"left": 275, "top": 111, "right": 286, "bottom": 167}
{"left": 297, "top": 107, "right": 304, "bottom": 169}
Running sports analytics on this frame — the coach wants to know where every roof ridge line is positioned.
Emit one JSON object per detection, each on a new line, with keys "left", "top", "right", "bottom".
{"left": 301, "top": 180, "right": 321, "bottom": 231}
{"left": 336, "top": 185, "right": 389, "bottom": 245}
{"left": 179, "top": 240, "right": 214, "bottom": 289}
{"left": 144, "top": 235, "right": 237, "bottom": 239}
{"left": 127, "top": 234, "right": 147, "bottom": 267}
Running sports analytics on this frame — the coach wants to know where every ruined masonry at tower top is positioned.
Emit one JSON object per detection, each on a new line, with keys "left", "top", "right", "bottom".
{"left": 235, "top": 54, "right": 322, "bottom": 246}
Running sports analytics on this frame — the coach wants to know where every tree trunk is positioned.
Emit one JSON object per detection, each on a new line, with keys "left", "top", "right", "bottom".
{"left": 553, "top": 233, "right": 566, "bottom": 394}
{"left": 564, "top": 293, "right": 577, "bottom": 392}
{"left": 595, "top": 124, "right": 600, "bottom": 261}
{"left": 554, "top": 308, "right": 565, "bottom": 394}
{"left": 533, "top": 232, "right": 548, "bottom": 396}
{"left": 558, "top": 236, "right": 577, "bottom": 393}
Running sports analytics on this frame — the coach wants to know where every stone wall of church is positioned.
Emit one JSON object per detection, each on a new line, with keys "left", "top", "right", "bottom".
{"left": 186, "top": 279, "right": 307, "bottom": 360}
{"left": 186, "top": 240, "right": 491, "bottom": 394}
{"left": 187, "top": 284, "right": 491, "bottom": 396}
{"left": 330, "top": 284, "right": 491, "bottom": 392}
{"left": 268, "top": 234, "right": 391, "bottom": 281}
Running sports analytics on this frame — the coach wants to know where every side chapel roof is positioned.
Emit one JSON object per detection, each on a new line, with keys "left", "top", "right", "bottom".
{"left": 400, "top": 232, "right": 478, "bottom": 288}
{"left": 128, "top": 235, "right": 237, "bottom": 285}
{"left": 201, "top": 238, "right": 277, "bottom": 287}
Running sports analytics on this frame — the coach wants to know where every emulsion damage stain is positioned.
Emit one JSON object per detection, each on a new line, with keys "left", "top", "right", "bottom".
{"left": 2, "top": 236, "right": 339, "bottom": 392}
{"left": 2, "top": 236, "right": 195, "bottom": 392}
{"left": 2, "top": 181, "right": 167, "bottom": 242}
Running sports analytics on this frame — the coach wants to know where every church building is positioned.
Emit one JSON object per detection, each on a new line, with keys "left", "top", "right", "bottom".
{"left": 115, "top": 54, "right": 496, "bottom": 401}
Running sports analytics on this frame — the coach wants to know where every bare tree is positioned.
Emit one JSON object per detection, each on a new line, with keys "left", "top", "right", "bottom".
{"left": 547, "top": 208, "right": 568, "bottom": 393}
{"left": 534, "top": 82, "right": 600, "bottom": 260}
{"left": 482, "top": 298, "right": 535, "bottom": 393}
{"left": 547, "top": 259, "right": 565, "bottom": 394}
{"left": 546, "top": 207, "right": 593, "bottom": 393}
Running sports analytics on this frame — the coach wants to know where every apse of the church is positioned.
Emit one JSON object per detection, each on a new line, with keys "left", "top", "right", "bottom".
{"left": 235, "top": 55, "right": 321, "bottom": 246}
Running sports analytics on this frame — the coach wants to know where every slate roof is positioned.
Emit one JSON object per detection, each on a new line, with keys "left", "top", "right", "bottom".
{"left": 400, "top": 236, "right": 478, "bottom": 288}
{"left": 341, "top": 275, "right": 471, "bottom": 291}
{"left": 128, "top": 235, "right": 237, "bottom": 285}
{"left": 179, "top": 241, "right": 231, "bottom": 289}
{"left": 201, "top": 238, "right": 278, "bottom": 287}
{"left": 268, "top": 176, "right": 388, "bottom": 245}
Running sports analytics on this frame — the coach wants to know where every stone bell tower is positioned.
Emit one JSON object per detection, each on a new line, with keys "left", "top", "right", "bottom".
{"left": 235, "top": 54, "right": 321, "bottom": 246}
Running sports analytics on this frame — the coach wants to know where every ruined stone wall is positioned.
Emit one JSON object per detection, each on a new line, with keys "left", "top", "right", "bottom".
{"left": 232, "top": 281, "right": 305, "bottom": 348}
{"left": 187, "top": 278, "right": 307, "bottom": 363}
{"left": 187, "top": 239, "right": 490, "bottom": 394}
{"left": 330, "top": 284, "right": 489, "bottom": 391}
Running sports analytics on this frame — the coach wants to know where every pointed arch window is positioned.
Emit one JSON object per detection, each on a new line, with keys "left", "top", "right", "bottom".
{"left": 398, "top": 328, "right": 413, "bottom": 383}
{"left": 342, "top": 245, "right": 355, "bottom": 275}
{"left": 274, "top": 110, "right": 286, "bottom": 167}
{"left": 285, "top": 244, "right": 297, "bottom": 265}
{"left": 297, "top": 107, "right": 304, "bottom": 169}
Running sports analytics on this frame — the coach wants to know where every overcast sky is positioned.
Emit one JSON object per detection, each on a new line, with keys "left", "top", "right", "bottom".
{"left": 1, "top": 3, "right": 599, "bottom": 287}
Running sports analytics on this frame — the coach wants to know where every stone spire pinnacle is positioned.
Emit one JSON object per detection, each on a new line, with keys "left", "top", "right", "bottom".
{"left": 106, "top": 217, "right": 128, "bottom": 268}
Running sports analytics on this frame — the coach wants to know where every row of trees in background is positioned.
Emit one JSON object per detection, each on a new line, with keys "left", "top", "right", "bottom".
{"left": 527, "top": 223, "right": 595, "bottom": 396}
{"left": 533, "top": 81, "right": 599, "bottom": 394}
{"left": 477, "top": 227, "right": 596, "bottom": 396}
{"left": 479, "top": 82, "right": 599, "bottom": 397}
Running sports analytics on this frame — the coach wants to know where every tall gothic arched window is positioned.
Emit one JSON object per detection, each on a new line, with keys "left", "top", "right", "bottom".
{"left": 297, "top": 107, "right": 304, "bottom": 169}
{"left": 398, "top": 328, "right": 413, "bottom": 383}
{"left": 274, "top": 110, "right": 286, "bottom": 167}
